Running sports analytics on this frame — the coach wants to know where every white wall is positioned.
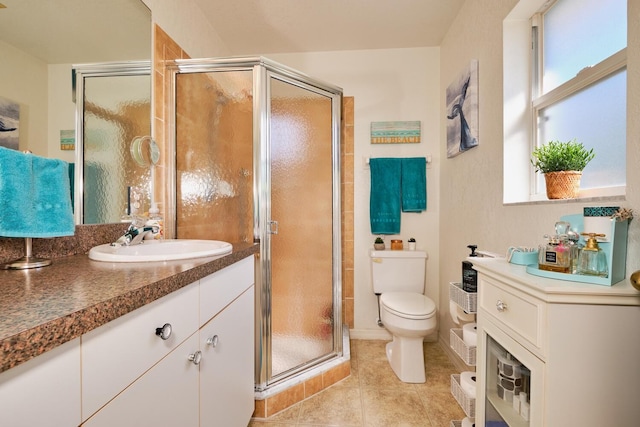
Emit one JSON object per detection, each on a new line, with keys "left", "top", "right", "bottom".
{"left": 268, "top": 48, "right": 441, "bottom": 339}
{"left": 141, "top": 0, "right": 229, "bottom": 58}
{"left": 48, "top": 64, "right": 76, "bottom": 162}
{"left": 0, "top": 40, "right": 48, "bottom": 156}
{"left": 438, "top": 0, "right": 640, "bottom": 342}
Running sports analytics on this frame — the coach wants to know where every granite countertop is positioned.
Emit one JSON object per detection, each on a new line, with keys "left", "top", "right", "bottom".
{"left": 0, "top": 242, "right": 259, "bottom": 373}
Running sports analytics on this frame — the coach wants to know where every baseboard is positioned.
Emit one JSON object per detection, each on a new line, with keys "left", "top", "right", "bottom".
{"left": 349, "top": 328, "right": 438, "bottom": 343}
{"left": 349, "top": 328, "right": 391, "bottom": 340}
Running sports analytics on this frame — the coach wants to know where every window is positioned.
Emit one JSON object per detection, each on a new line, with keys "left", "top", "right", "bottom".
{"left": 502, "top": 0, "right": 627, "bottom": 203}
{"left": 531, "top": 0, "right": 627, "bottom": 197}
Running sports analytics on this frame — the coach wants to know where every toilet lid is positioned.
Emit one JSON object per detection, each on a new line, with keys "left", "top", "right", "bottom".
{"left": 380, "top": 292, "right": 436, "bottom": 319}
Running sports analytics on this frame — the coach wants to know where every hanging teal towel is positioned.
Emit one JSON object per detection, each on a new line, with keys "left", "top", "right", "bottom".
{"left": 0, "top": 147, "right": 75, "bottom": 238}
{"left": 370, "top": 158, "right": 401, "bottom": 234}
{"left": 401, "top": 157, "right": 427, "bottom": 212}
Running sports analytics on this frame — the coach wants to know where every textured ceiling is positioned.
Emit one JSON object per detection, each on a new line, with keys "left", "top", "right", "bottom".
{"left": 194, "top": 0, "right": 466, "bottom": 55}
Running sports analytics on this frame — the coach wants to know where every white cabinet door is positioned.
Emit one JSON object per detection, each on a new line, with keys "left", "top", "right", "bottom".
{"left": 200, "top": 286, "right": 255, "bottom": 427}
{"left": 0, "top": 338, "right": 81, "bottom": 427}
{"left": 82, "top": 333, "right": 200, "bottom": 427}
{"left": 81, "top": 282, "right": 199, "bottom": 419}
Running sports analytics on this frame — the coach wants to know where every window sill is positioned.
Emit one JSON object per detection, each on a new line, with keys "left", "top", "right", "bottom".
{"left": 504, "top": 193, "right": 626, "bottom": 207}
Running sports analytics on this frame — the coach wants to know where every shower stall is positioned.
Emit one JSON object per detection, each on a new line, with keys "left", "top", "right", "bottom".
{"left": 165, "top": 57, "right": 344, "bottom": 392}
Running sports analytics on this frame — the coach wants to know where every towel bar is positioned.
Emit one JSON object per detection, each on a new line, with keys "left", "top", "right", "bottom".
{"left": 365, "top": 155, "right": 432, "bottom": 167}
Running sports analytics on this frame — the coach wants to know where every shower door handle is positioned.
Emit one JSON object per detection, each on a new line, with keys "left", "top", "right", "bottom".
{"left": 268, "top": 220, "right": 279, "bottom": 235}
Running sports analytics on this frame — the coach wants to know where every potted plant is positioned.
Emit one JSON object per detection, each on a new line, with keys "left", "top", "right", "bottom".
{"left": 408, "top": 238, "right": 416, "bottom": 251}
{"left": 531, "top": 139, "right": 595, "bottom": 199}
{"left": 374, "top": 237, "right": 385, "bottom": 250}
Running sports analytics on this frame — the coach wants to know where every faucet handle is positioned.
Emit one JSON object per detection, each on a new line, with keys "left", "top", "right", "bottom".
{"left": 130, "top": 215, "right": 147, "bottom": 228}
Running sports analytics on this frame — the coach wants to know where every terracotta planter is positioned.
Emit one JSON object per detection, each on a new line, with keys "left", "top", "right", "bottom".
{"left": 544, "top": 171, "right": 582, "bottom": 199}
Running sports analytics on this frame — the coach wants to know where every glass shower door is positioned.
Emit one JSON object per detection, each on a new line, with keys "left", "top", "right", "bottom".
{"left": 266, "top": 75, "right": 337, "bottom": 380}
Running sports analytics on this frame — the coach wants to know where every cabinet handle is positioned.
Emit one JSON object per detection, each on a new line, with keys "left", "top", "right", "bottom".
{"left": 188, "top": 350, "right": 202, "bottom": 365}
{"left": 496, "top": 300, "right": 508, "bottom": 312}
{"left": 155, "top": 323, "right": 172, "bottom": 340}
{"left": 206, "top": 335, "right": 219, "bottom": 348}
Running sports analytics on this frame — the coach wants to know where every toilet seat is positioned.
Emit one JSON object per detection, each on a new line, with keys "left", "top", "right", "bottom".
{"left": 380, "top": 292, "right": 436, "bottom": 320}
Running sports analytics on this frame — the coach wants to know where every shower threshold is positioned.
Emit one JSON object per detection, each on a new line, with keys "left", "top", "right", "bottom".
{"left": 253, "top": 326, "right": 351, "bottom": 418}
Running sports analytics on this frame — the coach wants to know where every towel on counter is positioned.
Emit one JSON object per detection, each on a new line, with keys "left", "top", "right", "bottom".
{"left": 401, "top": 157, "right": 427, "bottom": 212}
{"left": 369, "top": 158, "right": 401, "bottom": 234}
{"left": 0, "top": 146, "right": 75, "bottom": 237}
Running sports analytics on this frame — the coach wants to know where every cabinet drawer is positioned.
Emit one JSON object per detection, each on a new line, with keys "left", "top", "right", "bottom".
{"left": 81, "top": 282, "right": 199, "bottom": 420}
{"left": 479, "top": 276, "right": 545, "bottom": 351}
{"left": 200, "top": 256, "right": 254, "bottom": 325}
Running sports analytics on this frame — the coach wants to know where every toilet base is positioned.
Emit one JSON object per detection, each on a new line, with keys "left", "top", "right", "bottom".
{"left": 385, "top": 336, "right": 426, "bottom": 383}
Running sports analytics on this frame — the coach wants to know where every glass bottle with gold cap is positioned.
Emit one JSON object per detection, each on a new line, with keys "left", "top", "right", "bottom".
{"left": 577, "top": 233, "right": 608, "bottom": 277}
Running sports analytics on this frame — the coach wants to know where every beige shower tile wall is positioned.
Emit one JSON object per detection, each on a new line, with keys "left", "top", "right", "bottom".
{"left": 174, "top": 72, "right": 253, "bottom": 242}
{"left": 153, "top": 25, "right": 190, "bottom": 222}
{"left": 342, "top": 97, "right": 354, "bottom": 329}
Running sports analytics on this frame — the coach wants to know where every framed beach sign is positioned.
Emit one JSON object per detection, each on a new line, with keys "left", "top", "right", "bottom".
{"left": 0, "top": 96, "right": 19, "bottom": 150}
{"left": 446, "top": 60, "right": 479, "bottom": 158}
{"left": 371, "top": 121, "right": 421, "bottom": 144}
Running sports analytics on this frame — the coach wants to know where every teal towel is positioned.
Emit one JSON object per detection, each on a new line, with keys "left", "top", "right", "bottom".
{"left": 0, "top": 147, "right": 75, "bottom": 238}
{"left": 401, "top": 157, "right": 427, "bottom": 212}
{"left": 370, "top": 158, "right": 401, "bottom": 234}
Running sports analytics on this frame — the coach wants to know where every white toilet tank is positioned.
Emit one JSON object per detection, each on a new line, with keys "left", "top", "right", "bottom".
{"left": 370, "top": 249, "right": 428, "bottom": 294}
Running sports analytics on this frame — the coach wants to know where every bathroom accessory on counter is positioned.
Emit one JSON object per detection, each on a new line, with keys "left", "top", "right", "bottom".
{"left": 577, "top": 233, "right": 608, "bottom": 277}
{"left": 0, "top": 147, "right": 75, "bottom": 269}
{"left": 526, "top": 212, "right": 629, "bottom": 286}
{"left": 506, "top": 246, "right": 538, "bottom": 265}
{"left": 390, "top": 239, "right": 403, "bottom": 250}
{"left": 583, "top": 206, "right": 619, "bottom": 242}
{"left": 407, "top": 237, "right": 416, "bottom": 250}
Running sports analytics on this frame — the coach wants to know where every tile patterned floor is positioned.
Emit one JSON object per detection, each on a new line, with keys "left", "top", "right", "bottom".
{"left": 249, "top": 339, "right": 467, "bottom": 427}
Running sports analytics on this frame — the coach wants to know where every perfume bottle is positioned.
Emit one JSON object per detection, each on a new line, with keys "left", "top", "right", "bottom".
{"left": 577, "top": 233, "right": 608, "bottom": 277}
{"left": 538, "top": 234, "right": 571, "bottom": 273}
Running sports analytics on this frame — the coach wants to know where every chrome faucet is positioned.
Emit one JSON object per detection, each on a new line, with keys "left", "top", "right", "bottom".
{"left": 111, "top": 216, "right": 159, "bottom": 247}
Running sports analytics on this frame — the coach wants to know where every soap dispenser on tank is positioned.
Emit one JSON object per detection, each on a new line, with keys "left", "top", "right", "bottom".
{"left": 577, "top": 233, "right": 608, "bottom": 277}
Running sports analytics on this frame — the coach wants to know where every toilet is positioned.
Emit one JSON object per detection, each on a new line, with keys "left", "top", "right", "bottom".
{"left": 370, "top": 249, "right": 437, "bottom": 383}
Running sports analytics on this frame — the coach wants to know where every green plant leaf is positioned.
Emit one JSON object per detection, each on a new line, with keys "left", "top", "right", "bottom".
{"left": 531, "top": 139, "right": 595, "bottom": 173}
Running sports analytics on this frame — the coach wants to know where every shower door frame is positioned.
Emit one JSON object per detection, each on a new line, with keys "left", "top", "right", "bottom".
{"left": 72, "top": 61, "right": 151, "bottom": 225}
{"left": 166, "top": 57, "right": 343, "bottom": 391}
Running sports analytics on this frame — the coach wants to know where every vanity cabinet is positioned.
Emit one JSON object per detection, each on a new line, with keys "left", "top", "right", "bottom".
{"left": 0, "top": 338, "right": 81, "bottom": 427}
{"left": 82, "top": 255, "right": 255, "bottom": 426}
{"left": 81, "top": 282, "right": 200, "bottom": 419}
{"left": 82, "top": 333, "right": 200, "bottom": 427}
{"left": 473, "top": 258, "right": 640, "bottom": 426}
{"left": 200, "top": 286, "right": 254, "bottom": 426}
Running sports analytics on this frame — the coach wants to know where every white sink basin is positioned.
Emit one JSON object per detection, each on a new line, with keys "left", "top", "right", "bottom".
{"left": 89, "top": 239, "right": 232, "bottom": 262}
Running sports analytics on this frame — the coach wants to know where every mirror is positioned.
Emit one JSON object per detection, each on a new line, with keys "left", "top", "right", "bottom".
{"left": 0, "top": 0, "right": 152, "bottom": 224}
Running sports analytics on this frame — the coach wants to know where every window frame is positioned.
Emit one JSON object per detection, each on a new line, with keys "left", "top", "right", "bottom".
{"left": 528, "top": 4, "right": 627, "bottom": 200}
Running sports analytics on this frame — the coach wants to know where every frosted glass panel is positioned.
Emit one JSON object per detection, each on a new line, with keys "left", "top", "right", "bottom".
{"left": 543, "top": 0, "right": 626, "bottom": 92}
{"left": 537, "top": 69, "right": 626, "bottom": 190}
{"left": 83, "top": 74, "right": 150, "bottom": 224}
{"left": 269, "top": 77, "right": 334, "bottom": 377}
{"left": 175, "top": 71, "right": 254, "bottom": 243}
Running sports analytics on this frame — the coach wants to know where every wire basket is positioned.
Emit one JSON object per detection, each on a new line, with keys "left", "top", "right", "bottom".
{"left": 449, "top": 282, "right": 477, "bottom": 314}
{"left": 451, "top": 374, "right": 476, "bottom": 418}
{"left": 450, "top": 329, "right": 476, "bottom": 366}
